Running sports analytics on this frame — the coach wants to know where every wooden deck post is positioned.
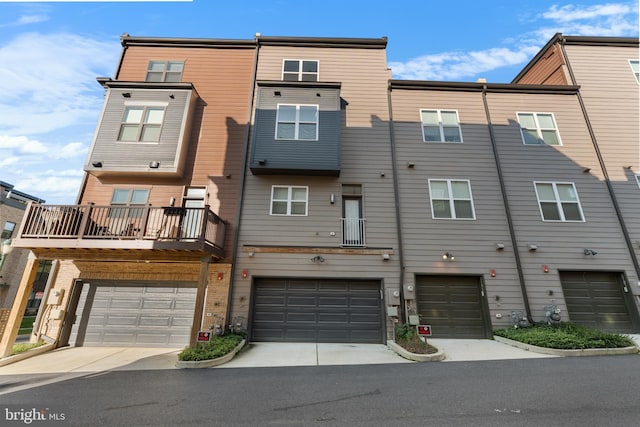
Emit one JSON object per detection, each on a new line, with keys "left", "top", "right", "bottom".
{"left": 0, "top": 255, "right": 40, "bottom": 358}
{"left": 190, "top": 256, "right": 210, "bottom": 347}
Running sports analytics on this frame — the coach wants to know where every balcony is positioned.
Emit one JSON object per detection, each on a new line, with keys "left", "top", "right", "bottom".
{"left": 342, "top": 218, "right": 366, "bottom": 247}
{"left": 13, "top": 203, "right": 226, "bottom": 260}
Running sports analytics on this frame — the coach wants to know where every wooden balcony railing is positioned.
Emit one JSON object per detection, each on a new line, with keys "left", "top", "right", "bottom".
{"left": 15, "top": 203, "right": 226, "bottom": 256}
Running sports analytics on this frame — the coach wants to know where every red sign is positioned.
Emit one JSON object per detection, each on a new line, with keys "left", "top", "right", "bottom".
{"left": 197, "top": 331, "right": 211, "bottom": 342}
{"left": 417, "top": 325, "right": 432, "bottom": 336}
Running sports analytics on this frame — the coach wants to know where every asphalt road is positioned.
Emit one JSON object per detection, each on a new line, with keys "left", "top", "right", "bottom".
{"left": 2, "top": 355, "right": 639, "bottom": 426}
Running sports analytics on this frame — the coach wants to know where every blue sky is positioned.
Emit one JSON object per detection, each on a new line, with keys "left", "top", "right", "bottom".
{"left": 0, "top": 0, "right": 638, "bottom": 204}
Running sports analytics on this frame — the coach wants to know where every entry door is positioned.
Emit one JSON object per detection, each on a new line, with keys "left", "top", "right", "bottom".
{"left": 343, "top": 198, "right": 364, "bottom": 246}
{"left": 182, "top": 187, "right": 205, "bottom": 239}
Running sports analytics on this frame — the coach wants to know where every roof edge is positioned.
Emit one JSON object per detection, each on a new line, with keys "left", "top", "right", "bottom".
{"left": 257, "top": 35, "right": 388, "bottom": 49}
{"left": 390, "top": 79, "right": 580, "bottom": 94}
{"left": 120, "top": 34, "right": 255, "bottom": 48}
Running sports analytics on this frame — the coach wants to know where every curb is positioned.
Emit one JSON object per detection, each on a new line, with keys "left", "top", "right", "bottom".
{"left": 175, "top": 339, "right": 246, "bottom": 369}
{"left": 0, "top": 342, "right": 56, "bottom": 367}
{"left": 493, "top": 335, "right": 640, "bottom": 357}
{"left": 387, "top": 340, "right": 445, "bottom": 362}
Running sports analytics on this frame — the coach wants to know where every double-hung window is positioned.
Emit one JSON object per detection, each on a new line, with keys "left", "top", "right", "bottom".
{"left": 421, "top": 109, "right": 462, "bottom": 142}
{"left": 270, "top": 186, "right": 308, "bottom": 216}
{"left": 534, "top": 182, "right": 584, "bottom": 221}
{"left": 118, "top": 106, "right": 165, "bottom": 142}
{"left": 110, "top": 189, "right": 149, "bottom": 218}
{"left": 283, "top": 60, "right": 319, "bottom": 81}
{"left": 428, "top": 179, "right": 475, "bottom": 219}
{"left": 276, "top": 104, "right": 318, "bottom": 140}
{"left": 629, "top": 60, "right": 640, "bottom": 83}
{"left": 517, "top": 112, "right": 562, "bottom": 146}
{"left": 146, "top": 61, "right": 184, "bottom": 82}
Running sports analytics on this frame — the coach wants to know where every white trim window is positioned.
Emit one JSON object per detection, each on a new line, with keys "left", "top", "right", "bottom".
{"left": 517, "top": 112, "right": 562, "bottom": 146}
{"left": 534, "top": 182, "right": 584, "bottom": 222}
{"left": 283, "top": 59, "right": 319, "bottom": 81}
{"left": 109, "top": 188, "right": 149, "bottom": 219}
{"left": 270, "top": 186, "right": 308, "bottom": 216}
{"left": 146, "top": 61, "right": 184, "bottom": 82}
{"left": 635, "top": 174, "right": 640, "bottom": 188}
{"left": 629, "top": 60, "right": 640, "bottom": 83}
{"left": 428, "top": 179, "right": 475, "bottom": 219}
{"left": 276, "top": 104, "right": 318, "bottom": 140}
{"left": 118, "top": 106, "right": 165, "bottom": 142}
{"left": 420, "top": 109, "right": 463, "bottom": 143}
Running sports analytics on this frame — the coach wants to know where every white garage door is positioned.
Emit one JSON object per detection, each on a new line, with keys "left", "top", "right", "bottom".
{"left": 69, "top": 281, "right": 197, "bottom": 347}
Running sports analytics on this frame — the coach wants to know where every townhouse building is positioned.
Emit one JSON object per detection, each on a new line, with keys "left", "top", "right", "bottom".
{"left": 234, "top": 36, "right": 399, "bottom": 343}
{"left": 1, "top": 36, "right": 256, "bottom": 355}
{"left": 2, "top": 33, "right": 638, "bottom": 355}
{"left": 0, "top": 182, "right": 46, "bottom": 320}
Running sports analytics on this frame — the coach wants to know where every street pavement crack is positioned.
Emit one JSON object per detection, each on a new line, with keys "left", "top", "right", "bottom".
{"left": 273, "top": 389, "right": 381, "bottom": 411}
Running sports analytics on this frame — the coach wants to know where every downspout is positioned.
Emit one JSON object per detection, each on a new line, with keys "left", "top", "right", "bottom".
{"left": 558, "top": 37, "right": 640, "bottom": 279}
{"left": 387, "top": 83, "right": 406, "bottom": 324}
{"left": 225, "top": 39, "right": 260, "bottom": 329}
{"left": 482, "top": 85, "right": 534, "bottom": 324}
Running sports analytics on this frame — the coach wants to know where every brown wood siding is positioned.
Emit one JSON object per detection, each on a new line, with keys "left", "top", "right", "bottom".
{"left": 515, "top": 44, "right": 569, "bottom": 85}
{"left": 391, "top": 88, "right": 524, "bottom": 327}
{"left": 234, "top": 45, "right": 398, "bottom": 333}
{"left": 82, "top": 46, "right": 256, "bottom": 258}
{"left": 486, "top": 90, "right": 637, "bottom": 319}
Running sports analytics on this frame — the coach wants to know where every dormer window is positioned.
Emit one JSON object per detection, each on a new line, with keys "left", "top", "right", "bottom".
{"left": 146, "top": 61, "right": 184, "bottom": 82}
{"left": 283, "top": 60, "right": 318, "bottom": 82}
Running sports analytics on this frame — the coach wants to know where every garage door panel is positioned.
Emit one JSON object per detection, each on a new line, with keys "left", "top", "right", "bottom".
{"left": 318, "top": 297, "right": 349, "bottom": 307}
{"left": 139, "top": 316, "right": 171, "bottom": 327}
{"left": 142, "top": 299, "right": 173, "bottom": 310}
{"left": 105, "top": 314, "right": 139, "bottom": 326}
{"left": 71, "top": 282, "right": 197, "bottom": 347}
{"left": 287, "top": 312, "right": 316, "bottom": 322}
{"left": 318, "top": 313, "right": 348, "bottom": 323}
{"left": 416, "top": 276, "right": 488, "bottom": 339}
{"left": 319, "top": 281, "right": 349, "bottom": 291}
{"left": 109, "top": 298, "right": 142, "bottom": 310}
{"left": 561, "top": 271, "right": 637, "bottom": 333}
{"left": 287, "top": 296, "right": 317, "bottom": 307}
{"left": 251, "top": 279, "right": 383, "bottom": 343}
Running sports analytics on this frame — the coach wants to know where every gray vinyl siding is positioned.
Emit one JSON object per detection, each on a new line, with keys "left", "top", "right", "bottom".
{"left": 250, "top": 85, "right": 341, "bottom": 175}
{"left": 391, "top": 89, "right": 524, "bottom": 327}
{"left": 234, "top": 44, "right": 398, "bottom": 336}
{"left": 486, "top": 90, "right": 638, "bottom": 319}
{"left": 564, "top": 43, "right": 640, "bottom": 267}
{"left": 86, "top": 87, "right": 195, "bottom": 176}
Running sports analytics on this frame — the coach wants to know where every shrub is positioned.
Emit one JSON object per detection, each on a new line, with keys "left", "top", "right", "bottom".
{"left": 494, "top": 322, "right": 635, "bottom": 349}
{"left": 178, "top": 334, "right": 244, "bottom": 361}
{"left": 12, "top": 340, "right": 45, "bottom": 355}
{"left": 394, "top": 323, "right": 438, "bottom": 355}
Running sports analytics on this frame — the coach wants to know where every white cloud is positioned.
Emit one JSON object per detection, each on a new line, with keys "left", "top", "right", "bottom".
{"left": 0, "top": 14, "right": 49, "bottom": 28}
{"left": 14, "top": 170, "right": 85, "bottom": 205}
{"left": 390, "top": 2, "right": 639, "bottom": 81}
{"left": 0, "top": 32, "right": 120, "bottom": 135}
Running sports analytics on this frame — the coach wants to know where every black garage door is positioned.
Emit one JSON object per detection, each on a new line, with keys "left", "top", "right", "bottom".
{"left": 560, "top": 271, "right": 639, "bottom": 333}
{"left": 68, "top": 281, "right": 197, "bottom": 347}
{"left": 251, "top": 278, "right": 384, "bottom": 343}
{"left": 415, "top": 275, "right": 490, "bottom": 338}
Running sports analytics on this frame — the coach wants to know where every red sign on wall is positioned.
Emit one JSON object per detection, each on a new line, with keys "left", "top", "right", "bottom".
{"left": 417, "top": 325, "right": 432, "bottom": 336}
{"left": 197, "top": 331, "right": 211, "bottom": 342}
